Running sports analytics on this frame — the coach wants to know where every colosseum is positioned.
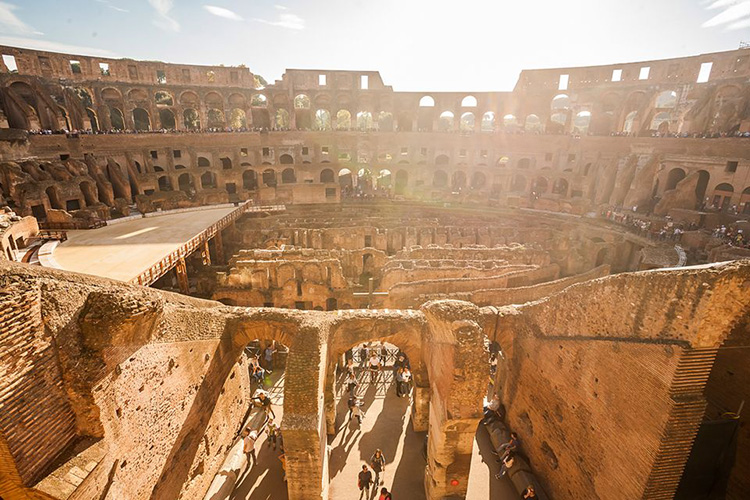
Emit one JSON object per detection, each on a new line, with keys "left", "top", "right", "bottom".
{"left": 0, "top": 39, "right": 749, "bottom": 500}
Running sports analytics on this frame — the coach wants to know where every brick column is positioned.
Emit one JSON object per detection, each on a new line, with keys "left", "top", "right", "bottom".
{"left": 175, "top": 257, "right": 189, "bottom": 294}
{"left": 201, "top": 240, "right": 211, "bottom": 267}
{"left": 421, "top": 300, "right": 487, "bottom": 500}
{"left": 282, "top": 323, "right": 328, "bottom": 500}
{"left": 213, "top": 231, "right": 225, "bottom": 265}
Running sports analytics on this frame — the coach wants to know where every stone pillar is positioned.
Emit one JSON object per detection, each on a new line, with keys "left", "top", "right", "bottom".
{"left": 324, "top": 360, "right": 337, "bottom": 436}
{"left": 213, "top": 231, "right": 225, "bottom": 265}
{"left": 175, "top": 257, "right": 189, "bottom": 294}
{"left": 201, "top": 240, "right": 211, "bottom": 267}
{"left": 282, "top": 323, "right": 328, "bottom": 500}
{"left": 421, "top": 300, "right": 487, "bottom": 500}
{"left": 412, "top": 368, "right": 430, "bottom": 432}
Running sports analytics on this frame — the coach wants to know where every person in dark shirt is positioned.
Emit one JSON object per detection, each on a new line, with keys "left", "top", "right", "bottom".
{"left": 358, "top": 464, "right": 373, "bottom": 498}
{"left": 522, "top": 485, "right": 538, "bottom": 499}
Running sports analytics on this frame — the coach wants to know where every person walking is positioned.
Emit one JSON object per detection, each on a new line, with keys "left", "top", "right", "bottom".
{"left": 368, "top": 351, "right": 382, "bottom": 384}
{"left": 242, "top": 428, "right": 257, "bottom": 469}
{"left": 345, "top": 371, "right": 358, "bottom": 397}
{"left": 349, "top": 397, "right": 364, "bottom": 425}
{"left": 370, "top": 449, "right": 386, "bottom": 486}
{"left": 395, "top": 368, "right": 405, "bottom": 397}
{"left": 400, "top": 367, "right": 411, "bottom": 397}
{"left": 358, "top": 465, "right": 373, "bottom": 499}
{"left": 253, "top": 391, "right": 276, "bottom": 419}
{"left": 263, "top": 342, "right": 277, "bottom": 373}
{"left": 378, "top": 487, "right": 393, "bottom": 500}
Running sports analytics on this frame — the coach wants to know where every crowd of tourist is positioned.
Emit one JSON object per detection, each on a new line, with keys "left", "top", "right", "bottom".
{"left": 602, "top": 208, "right": 750, "bottom": 249}
{"left": 25, "top": 125, "right": 750, "bottom": 139}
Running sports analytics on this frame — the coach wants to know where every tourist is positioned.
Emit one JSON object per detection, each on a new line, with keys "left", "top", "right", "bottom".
{"left": 278, "top": 451, "right": 287, "bottom": 482}
{"left": 370, "top": 449, "right": 386, "bottom": 486}
{"left": 497, "top": 432, "right": 519, "bottom": 456}
{"left": 266, "top": 421, "right": 279, "bottom": 449}
{"left": 494, "top": 450, "right": 515, "bottom": 478}
{"left": 489, "top": 352, "right": 498, "bottom": 376}
{"left": 252, "top": 364, "right": 265, "bottom": 385}
{"left": 483, "top": 394, "right": 504, "bottom": 423}
{"left": 395, "top": 368, "right": 405, "bottom": 397}
{"left": 348, "top": 396, "right": 364, "bottom": 424}
{"left": 242, "top": 428, "right": 257, "bottom": 468}
{"left": 253, "top": 391, "right": 276, "bottom": 419}
{"left": 400, "top": 367, "right": 412, "bottom": 397}
{"left": 359, "top": 343, "right": 370, "bottom": 368}
{"left": 264, "top": 342, "right": 277, "bottom": 373}
{"left": 368, "top": 350, "right": 382, "bottom": 383}
{"left": 346, "top": 357, "right": 356, "bottom": 377}
{"left": 345, "top": 371, "right": 358, "bottom": 396}
{"left": 358, "top": 465, "right": 373, "bottom": 498}
{"left": 522, "top": 485, "right": 539, "bottom": 499}
{"left": 378, "top": 486, "right": 393, "bottom": 500}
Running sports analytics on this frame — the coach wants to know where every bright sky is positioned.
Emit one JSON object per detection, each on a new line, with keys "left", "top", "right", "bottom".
{"left": 1, "top": 0, "right": 748, "bottom": 91}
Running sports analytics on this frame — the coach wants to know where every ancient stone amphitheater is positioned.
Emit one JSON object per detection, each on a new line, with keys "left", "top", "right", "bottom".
{"left": 0, "top": 44, "right": 749, "bottom": 500}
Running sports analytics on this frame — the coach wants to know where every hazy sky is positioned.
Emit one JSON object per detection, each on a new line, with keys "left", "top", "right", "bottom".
{"left": 1, "top": 0, "right": 748, "bottom": 91}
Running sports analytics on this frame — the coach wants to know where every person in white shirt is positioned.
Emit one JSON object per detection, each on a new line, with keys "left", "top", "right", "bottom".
{"left": 242, "top": 428, "right": 258, "bottom": 468}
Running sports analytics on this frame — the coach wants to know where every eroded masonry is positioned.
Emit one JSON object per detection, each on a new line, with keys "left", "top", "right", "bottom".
{"left": 0, "top": 44, "right": 749, "bottom": 500}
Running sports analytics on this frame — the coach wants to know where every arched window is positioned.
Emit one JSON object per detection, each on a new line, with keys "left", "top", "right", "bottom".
{"left": 183, "top": 108, "right": 200, "bottom": 130}
{"left": 159, "top": 108, "right": 176, "bottom": 129}
{"left": 525, "top": 114, "right": 542, "bottom": 132}
{"left": 623, "top": 111, "right": 637, "bottom": 134}
{"left": 435, "top": 154, "right": 450, "bottom": 166}
{"left": 665, "top": 168, "right": 686, "bottom": 191}
{"left": 655, "top": 90, "right": 678, "bottom": 109}
{"left": 158, "top": 176, "right": 172, "bottom": 191}
{"left": 551, "top": 94, "right": 570, "bottom": 110}
{"left": 262, "top": 169, "right": 276, "bottom": 187}
{"left": 154, "top": 91, "right": 173, "bottom": 106}
{"left": 178, "top": 173, "right": 193, "bottom": 193}
{"left": 281, "top": 168, "right": 296, "bottom": 184}
{"left": 438, "top": 111, "right": 454, "bottom": 131}
{"left": 496, "top": 156, "right": 509, "bottom": 168}
{"left": 314, "top": 109, "right": 331, "bottom": 130}
{"left": 207, "top": 109, "right": 225, "bottom": 128}
{"left": 471, "top": 172, "right": 486, "bottom": 189}
{"left": 294, "top": 94, "right": 311, "bottom": 109}
{"left": 320, "top": 168, "right": 335, "bottom": 183}
{"left": 336, "top": 110, "right": 351, "bottom": 130}
{"left": 251, "top": 94, "right": 267, "bottom": 107}
{"left": 573, "top": 111, "right": 591, "bottom": 135}
{"left": 481, "top": 112, "right": 495, "bottom": 132}
{"left": 377, "top": 111, "right": 393, "bottom": 131}
{"left": 552, "top": 178, "right": 569, "bottom": 196}
{"left": 279, "top": 154, "right": 294, "bottom": 164}
{"left": 109, "top": 106, "right": 124, "bottom": 130}
{"left": 198, "top": 157, "right": 211, "bottom": 167}
{"left": 229, "top": 108, "right": 247, "bottom": 129}
{"left": 650, "top": 112, "right": 671, "bottom": 132}
{"left": 503, "top": 114, "right": 518, "bottom": 129}
{"left": 459, "top": 112, "right": 475, "bottom": 132}
{"left": 200, "top": 172, "right": 216, "bottom": 189}
{"left": 132, "top": 108, "right": 151, "bottom": 131}
{"left": 419, "top": 96, "right": 435, "bottom": 107}
{"left": 356, "top": 111, "right": 373, "bottom": 130}
{"left": 243, "top": 170, "right": 258, "bottom": 190}
{"left": 275, "top": 109, "right": 290, "bottom": 129}
{"left": 461, "top": 95, "right": 477, "bottom": 107}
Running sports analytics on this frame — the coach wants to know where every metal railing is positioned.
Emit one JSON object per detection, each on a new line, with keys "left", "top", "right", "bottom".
{"left": 38, "top": 229, "right": 68, "bottom": 242}
{"left": 130, "top": 203, "right": 285, "bottom": 287}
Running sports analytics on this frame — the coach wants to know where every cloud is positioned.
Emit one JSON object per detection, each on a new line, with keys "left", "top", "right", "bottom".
{"left": 0, "top": 35, "right": 119, "bottom": 57}
{"left": 203, "top": 5, "right": 243, "bottom": 21}
{"left": 254, "top": 9, "right": 305, "bottom": 30}
{"left": 702, "top": 0, "right": 750, "bottom": 29}
{"left": 0, "top": 2, "right": 43, "bottom": 35}
{"left": 148, "top": 0, "right": 179, "bottom": 32}
{"left": 94, "top": 0, "right": 128, "bottom": 12}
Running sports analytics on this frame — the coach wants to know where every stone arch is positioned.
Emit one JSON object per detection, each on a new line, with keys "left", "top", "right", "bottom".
{"left": 79, "top": 181, "right": 98, "bottom": 206}
{"left": 198, "top": 157, "right": 211, "bottom": 168}
{"left": 314, "top": 109, "right": 331, "bottom": 130}
{"left": 262, "top": 169, "right": 276, "bottom": 187}
{"left": 481, "top": 112, "right": 495, "bottom": 132}
{"left": 242, "top": 170, "right": 258, "bottom": 190}
{"left": 461, "top": 95, "right": 477, "bottom": 107}
{"left": 336, "top": 109, "right": 351, "bottom": 130}
{"left": 279, "top": 154, "right": 294, "bottom": 165}
{"left": 320, "top": 168, "right": 335, "bottom": 183}
{"left": 183, "top": 108, "right": 200, "bottom": 130}
{"left": 109, "top": 106, "right": 124, "bottom": 130}
{"left": 200, "top": 172, "right": 216, "bottom": 189}
{"left": 525, "top": 114, "right": 542, "bottom": 132}
{"left": 356, "top": 111, "right": 373, "bottom": 130}
{"left": 338, "top": 168, "right": 353, "bottom": 189}
{"left": 178, "top": 173, "right": 194, "bottom": 193}
{"left": 471, "top": 171, "right": 486, "bottom": 190}
{"left": 45, "top": 185, "right": 62, "bottom": 209}
{"left": 157, "top": 176, "right": 172, "bottom": 191}
{"left": 459, "top": 112, "right": 475, "bottom": 132}
{"left": 229, "top": 108, "right": 247, "bottom": 129}
{"left": 451, "top": 171, "right": 466, "bottom": 190}
{"left": 552, "top": 178, "right": 569, "bottom": 196}
{"left": 207, "top": 108, "right": 225, "bottom": 129}
{"left": 532, "top": 176, "right": 549, "bottom": 193}
{"left": 132, "top": 108, "right": 151, "bottom": 131}
{"left": 158, "top": 108, "right": 176, "bottom": 129}
{"left": 281, "top": 168, "right": 296, "bottom": 184}
{"left": 378, "top": 111, "right": 393, "bottom": 131}
{"left": 665, "top": 168, "right": 686, "bottom": 191}
{"left": 438, "top": 111, "right": 454, "bottom": 131}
